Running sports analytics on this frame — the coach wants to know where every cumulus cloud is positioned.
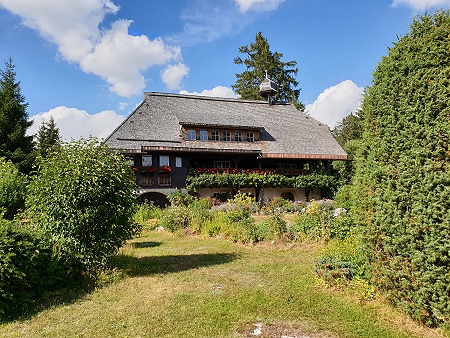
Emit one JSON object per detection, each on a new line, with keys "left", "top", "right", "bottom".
{"left": 305, "top": 80, "right": 364, "bottom": 129}
{"left": 161, "top": 63, "right": 190, "bottom": 90}
{"left": 0, "top": 0, "right": 184, "bottom": 97}
{"left": 28, "top": 106, "right": 125, "bottom": 141}
{"left": 234, "top": 0, "right": 285, "bottom": 13}
{"left": 179, "top": 86, "right": 237, "bottom": 98}
{"left": 391, "top": 0, "right": 450, "bottom": 10}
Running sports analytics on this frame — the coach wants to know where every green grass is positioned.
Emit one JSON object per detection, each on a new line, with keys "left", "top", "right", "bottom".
{"left": 0, "top": 231, "right": 447, "bottom": 338}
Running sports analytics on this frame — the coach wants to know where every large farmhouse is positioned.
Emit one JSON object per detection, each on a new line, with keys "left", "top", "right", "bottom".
{"left": 105, "top": 88, "right": 347, "bottom": 206}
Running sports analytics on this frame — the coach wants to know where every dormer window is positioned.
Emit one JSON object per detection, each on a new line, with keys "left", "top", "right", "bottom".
{"left": 235, "top": 131, "right": 243, "bottom": 142}
{"left": 247, "top": 132, "right": 254, "bottom": 142}
{"left": 211, "top": 130, "right": 220, "bottom": 141}
{"left": 200, "top": 130, "right": 208, "bottom": 140}
{"left": 187, "top": 130, "right": 196, "bottom": 140}
{"left": 224, "top": 131, "right": 231, "bottom": 141}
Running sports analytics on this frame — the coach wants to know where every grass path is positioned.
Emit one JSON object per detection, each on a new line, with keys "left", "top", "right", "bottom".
{"left": 0, "top": 231, "right": 447, "bottom": 338}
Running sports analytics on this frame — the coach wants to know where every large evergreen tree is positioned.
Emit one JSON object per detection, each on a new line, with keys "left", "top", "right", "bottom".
{"left": 36, "top": 116, "right": 61, "bottom": 158}
{"left": 0, "top": 57, "right": 34, "bottom": 174}
{"left": 353, "top": 11, "right": 450, "bottom": 326}
{"left": 232, "top": 32, "right": 304, "bottom": 110}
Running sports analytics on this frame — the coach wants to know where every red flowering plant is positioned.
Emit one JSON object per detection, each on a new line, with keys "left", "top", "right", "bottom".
{"left": 188, "top": 167, "right": 308, "bottom": 176}
{"left": 131, "top": 166, "right": 138, "bottom": 173}
{"left": 141, "top": 165, "right": 157, "bottom": 173}
{"left": 159, "top": 165, "right": 172, "bottom": 172}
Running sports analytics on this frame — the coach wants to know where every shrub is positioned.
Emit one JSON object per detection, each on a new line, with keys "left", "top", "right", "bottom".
{"left": 0, "top": 219, "right": 67, "bottom": 319}
{"left": 0, "top": 157, "right": 27, "bottom": 219}
{"left": 25, "top": 137, "right": 140, "bottom": 274}
{"left": 157, "top": 205, "right": 191, "bottom": 232}
{"left": 134, "top": 201, "right": 162, "bottom": 230}
{"left": 353, "top": 11, "right": 450, "bottom": 326}
{"left": 167, "top": 190, "right": 196, "bottom": 206}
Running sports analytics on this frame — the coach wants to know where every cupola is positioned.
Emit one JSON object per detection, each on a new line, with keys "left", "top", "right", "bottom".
{"left": 258, "top": 70, "right": 277, "bottom": 104}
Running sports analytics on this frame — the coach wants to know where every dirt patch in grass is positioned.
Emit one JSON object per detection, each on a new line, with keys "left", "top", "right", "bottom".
{"left": 237, "top": 321, "right": 338, "bottom": 338}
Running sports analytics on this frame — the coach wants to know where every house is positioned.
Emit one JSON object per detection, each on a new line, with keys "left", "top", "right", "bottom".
{"left": 104, "top": 91, "right": 347, "bottom": 206}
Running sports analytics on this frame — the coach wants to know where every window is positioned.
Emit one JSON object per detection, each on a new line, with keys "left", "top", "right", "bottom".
{"left": 176, "top": 157, "right": 182, "bottom": 167}
{"left": 200, "top": 130, "right": 208, "bottom": 140}
{"left": 142, "top": 155, "right": 152, "bottom": 166}
{"left": 247, "top": 132, "right": 254, "bottom": 142}
{"left": 159, "top": 155, "right": 169, "bottom": 167}
{"left": 214, "top": 161, "right": 230, "bottom": 169}
{"left": 224, "top": 131, "right": 231, "bottom": 141}
{"left": 211, "top": 130, "right": 220, "bottom": 141}
{"left": 187, "top": 129, "right": 196, "bottom": 140}
{"left": 235, "top": 131, "right": 243, "bottom": 142}
{"left": 286, "top": 163, "right": 297, "bottom": 169}
{"left": 126, "top": 156, "right": 134, "bottom": 166}
{"left": 276, "top": 163, "right": 286, "bottom": 169}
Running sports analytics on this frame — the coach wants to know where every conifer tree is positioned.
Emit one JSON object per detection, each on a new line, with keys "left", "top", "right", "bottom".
{"left": 36, "top": 116, "right": 61, "bottom": 157}
{"left": 353, "top": 11, "right": 450, "bottom": 326}
{"left": 0, "top": 57, "right": 34, "bottom": 173}
{"left": 232, "top": 32, "right": 304, "bottom": 110}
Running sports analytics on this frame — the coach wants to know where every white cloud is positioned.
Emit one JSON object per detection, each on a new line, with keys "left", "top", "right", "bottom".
{"left": 305, "top": 80, "right": 363, "bottom": 129}
{"left": 0, "top": 0, "right": 184, "bottom": 97}
{"left": 179, "top": 86, "right": 237, "bottom": 98}
{"left": 161, "top": 63, "right": 190, "bottom": 90}
{"left": 234, "top": 0, "right": 285, "bottom": 13}
{"left": 118, "top": 102, "right": 128, "bottom": 111}
{"left": 391, "top": 0, "right": 450, "bottom": 10}
{"left": 28, "top": 106, "right": 125, "bottom": 141}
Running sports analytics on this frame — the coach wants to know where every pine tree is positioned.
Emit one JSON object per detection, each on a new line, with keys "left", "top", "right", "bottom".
{"left": 36, "top": 116, "right": 61, "bottom": 157}
{"left": 0, "top": 57, "right": 34, "bottom": 174}
{"left": 232, "top": 32, "right": 304, "bottom": 110}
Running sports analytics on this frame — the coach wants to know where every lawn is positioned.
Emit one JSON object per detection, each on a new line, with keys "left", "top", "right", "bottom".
{"left": 0, "top": 230, "right": 446, "bottom": 338}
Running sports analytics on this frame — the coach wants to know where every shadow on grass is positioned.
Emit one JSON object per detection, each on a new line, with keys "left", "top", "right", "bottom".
{"left": 111, "top": 252, "right": 240, "bottom": 277}
{"left": 131, "top": 241, "right": 162, "bottom": 248}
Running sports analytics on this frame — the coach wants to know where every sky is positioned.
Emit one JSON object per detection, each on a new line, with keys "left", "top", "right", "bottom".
{"left": 1, "top": 0, "right": 449, "bottom": 141}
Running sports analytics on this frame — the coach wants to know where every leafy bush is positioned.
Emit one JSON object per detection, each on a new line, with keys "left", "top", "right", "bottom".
{"left": 0, "top": 219, "right": 67, "bottom": 319}
{"left": 353, "top": 11, "right": 450, "bottom": 326}
{"left": 25, "top": 138, "right": 140, "bottom": 274}
{"left": 157, "top": 205, "right": 191, "bottom": 232}
{"left": 167, "top": 190, "right": 196, "bottom": 206}
{"left": 134, "top": 201, "right": 161, "bottom": 230}
{"left": 0, "top": 157, "right": 27, "bottom": 219}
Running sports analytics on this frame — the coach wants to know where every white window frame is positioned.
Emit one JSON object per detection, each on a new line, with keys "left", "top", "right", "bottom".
{"left": 200, "top": 130, "right": 208, "bottom": 140}
{"left": 246, "top": 132, "right": 254, "bottom": 142}
{"left": 142, "top": 155, "right": 152, "bottom": 166}
{"left": 214, "top": 161, "right": 231, "bottom": 169}
{"left": 187, "top": 129, "right": 196, "bottom": 140}
{"left": 175, "top": 157, "right": 182, "bottom": 168}
{"left": 235, "top": 131, "right": 243, "bottom": 142}
{"left": 224, "top": 131, "right": 231, "bottom": 141}
{"left": 159, "top": 155, "right": 169, "bottom": 167}
{"left": 211, "top": 130, "right": 220, "bottom": 141}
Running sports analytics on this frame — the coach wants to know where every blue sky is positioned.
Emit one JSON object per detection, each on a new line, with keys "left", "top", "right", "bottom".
{"left": 1, "top": 0, "right": 449, "bottom": 140}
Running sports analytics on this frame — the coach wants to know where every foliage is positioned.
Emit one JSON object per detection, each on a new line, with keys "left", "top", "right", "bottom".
{"left": 0, "top": 157, "right": 27, "bottom": 219}
{"left": 0, "top": 57, "right": 34, "bottom": 174}
{"left": 290, "top": 200, "right": 353, "bottom": 241}
{"left": 0, "top": 219, "right": 67, "bottom": 319}
{"left": 25, "top": 137, "right": 140, "bottom": 274}
{"left": 353, "top": 11, "right": 450, "bottom": 326}
{"left": 156, "top": 205, "right": 192, "bottom": 232}
{"left": 186, "top": 172, "right": 337, "bottom": 192}
{"left": 35, "top": 115, "right": 61, "bottom": 158}
{"left": 232, "top": 32, "right": 304, "bottom": 110}
{"left": 167, "top": 189, "right": 197, "bottom": 206}
{"left": 134, "top": 201, "right": 162, "bottom": 230}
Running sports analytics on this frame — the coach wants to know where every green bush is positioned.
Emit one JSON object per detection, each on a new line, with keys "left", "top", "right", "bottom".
{"left": 0, "top": 157, "right": 27, "bottom": 219}
{"left": 353, "top": 11, "right": 450, "bottom": 326}
{"left": 157, "top": 205, "right": 192, "bottom": 232}
{"left": 25, "top": 138, "right": 140, "bottom": 274}
{"left": 0, "top": 219, "right": 66, "bottom": 319}
{"left": 134, "top": 202, "right": 162, "bottom": 231}
{"left": 167, "top": 190, "right": 197, "bottom": 206}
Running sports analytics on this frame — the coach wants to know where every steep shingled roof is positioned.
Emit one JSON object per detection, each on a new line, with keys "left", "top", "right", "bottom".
{"left": 104, "top": 92, "right": 347, "bottom": 160}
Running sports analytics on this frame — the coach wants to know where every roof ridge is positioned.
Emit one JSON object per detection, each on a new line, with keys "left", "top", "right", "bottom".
{"left": 144, "top": 91, "right": 291, "bottom": 105}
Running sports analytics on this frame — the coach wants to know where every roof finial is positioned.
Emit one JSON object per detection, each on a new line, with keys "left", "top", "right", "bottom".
{"left": 265, "top": 70, "right": 268, "bottom": 79}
